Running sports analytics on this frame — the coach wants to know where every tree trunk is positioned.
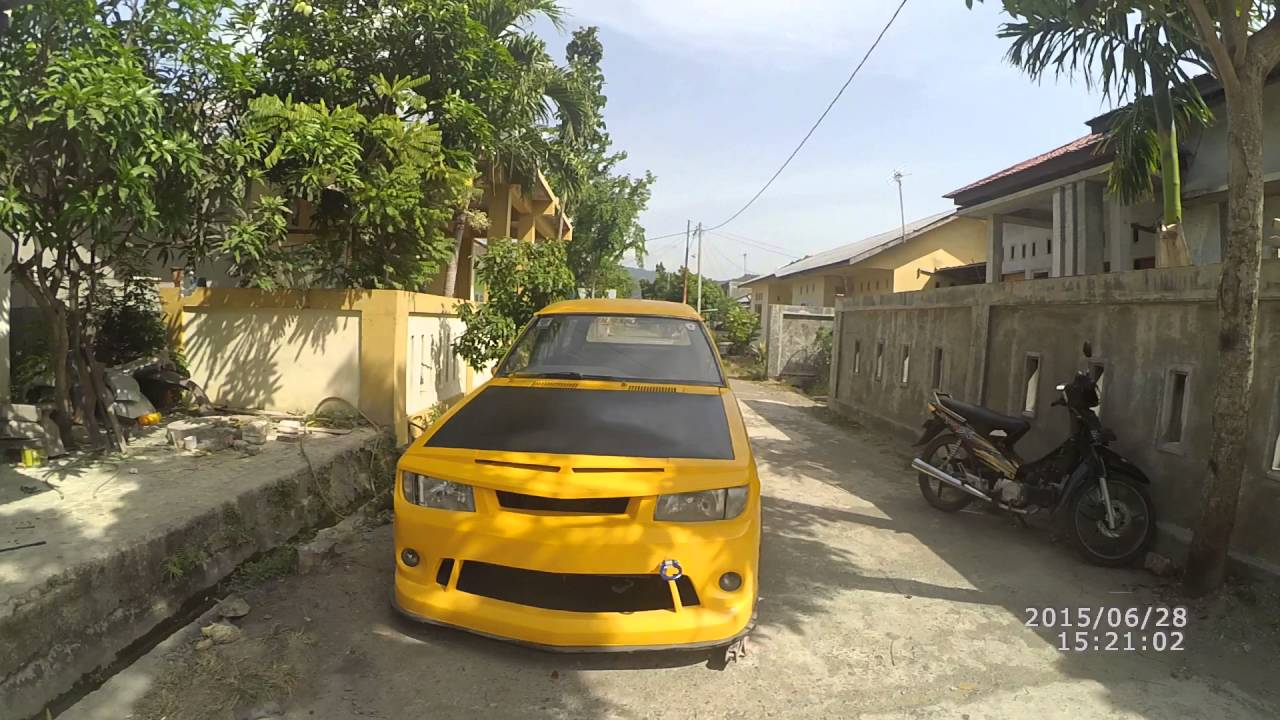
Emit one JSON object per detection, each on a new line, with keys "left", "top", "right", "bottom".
{"left": 1184, "top": 70, "right": 1266, "bottom": 595}
{"left": 1153, "top": 78, "right": 1193, "bottom": 267}
{"left": 442, "top": 212, "right": 464, "bottom": 299}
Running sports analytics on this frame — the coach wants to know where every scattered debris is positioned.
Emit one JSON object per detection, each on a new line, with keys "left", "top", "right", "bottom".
{"left": 296, "top": 514, "right": 366, "bottom": 573}
{"left": 0, "top": 540, "right": 47, "bottom": 554}
{"left": 20, "top": 484, "right": 41, "bottom": 495}
{"left": 217, "top": 595, "right": 252, "bottom": 619}
{"left": 242, "top": 419, "right": 273, "bottom": 445}
{"left": 168, "top": 418, "right": 238, "bottom": 452}
{"left": 201, "top": 622, "right": 243, "bottom": 645}
{"left": 236, "top": 700, "right": 284, "bottom": 720}
{"left": 0, "top": 403, "right": 67, "bottom": 458}
{"left": 1144, "top": 551, "right": 1177, "bottom": 577}
{"left": 275, "top": 420, "right": 304, "bottom": 442}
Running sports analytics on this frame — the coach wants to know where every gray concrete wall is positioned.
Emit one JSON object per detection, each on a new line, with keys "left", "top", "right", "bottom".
{"left": 830, "top": 262, "right": 1280, "bottom": 573}
{"left": 766, "top": 304, "right": 834, "bottom": 379}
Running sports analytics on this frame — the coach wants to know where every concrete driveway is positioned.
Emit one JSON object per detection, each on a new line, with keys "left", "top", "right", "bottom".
{"left": 66, "top": 380, "right": 1280, "bottom": 719}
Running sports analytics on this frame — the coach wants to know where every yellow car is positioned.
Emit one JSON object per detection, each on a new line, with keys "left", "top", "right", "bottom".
{"left": 392, "top": 299, "right": 760, "bottom": 656}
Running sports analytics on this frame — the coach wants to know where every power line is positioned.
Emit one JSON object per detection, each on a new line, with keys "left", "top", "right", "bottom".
{"left": 703, "top": 0, "right": 910, "bottom": 232}
{"left": 708, "top": 230, "right": 797, "bottom": 259}
{"left": 711, "top": 228, "right": 796, "bottom": 256}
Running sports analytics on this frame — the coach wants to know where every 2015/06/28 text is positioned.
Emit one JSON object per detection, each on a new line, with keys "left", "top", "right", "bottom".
{"left": 1025, "top": 606, "right": 1188, "bottom": 652}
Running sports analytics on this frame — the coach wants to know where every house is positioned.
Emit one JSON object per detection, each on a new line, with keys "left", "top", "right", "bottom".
{"left": 740, "top": 211, "right": 987, "bottom": 335}
{"left": 721, "top": 273, "right": 758, "bottom": 303}
{"left": 948, "top": 74, "right": 1280, "bottom": 282}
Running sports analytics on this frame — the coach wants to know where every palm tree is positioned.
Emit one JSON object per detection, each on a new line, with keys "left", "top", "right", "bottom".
{"left": 991, "top": 1, "right": 1211, "bottom": 267}
{"left": 442, "top": 0, "right": 587, "bottom": 297}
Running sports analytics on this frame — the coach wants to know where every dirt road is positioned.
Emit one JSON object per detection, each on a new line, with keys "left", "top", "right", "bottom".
{"left": 66, "top": 381, "right": 1280, "bottom": 719}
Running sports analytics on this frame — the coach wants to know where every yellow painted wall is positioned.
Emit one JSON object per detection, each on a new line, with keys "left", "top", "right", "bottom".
{"left": 878, "top": 217, "right": 987, "bottom": 292}
{"left": 161, "top": 288, "right": 470, "bottom": 444}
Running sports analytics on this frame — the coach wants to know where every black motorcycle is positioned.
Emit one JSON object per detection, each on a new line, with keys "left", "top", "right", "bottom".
{"left": 911, "top": 343, "right": 1155, "bottom": 566}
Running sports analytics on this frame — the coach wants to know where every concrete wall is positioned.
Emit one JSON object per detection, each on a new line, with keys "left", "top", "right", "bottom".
{"left": 766, "top": 304, "right": 835, "bottom": 379}
{"left": 829, "top": 262, "right": 1280, "bottom": 573}
{"left": 999, "top": 222, "right": 1053, "bottom": 278}
{"left": 163, "top": 288, "right": 482, "bottom": 444}
{"left": 1183, "top": 82, "right": 1280, "bottom": 197}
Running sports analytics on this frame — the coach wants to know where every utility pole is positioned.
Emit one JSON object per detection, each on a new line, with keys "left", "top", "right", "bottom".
{"left": 681, "top": 219, "right": 691, "bottom": 304}
{"left": 893, "top": 170, "right": 908, "bottom": 242}
{"left": 695, "top": 222, "right": 704, "bottom": 314}
{"left": 742, "top": 253, "right": 748, "bottom": 275}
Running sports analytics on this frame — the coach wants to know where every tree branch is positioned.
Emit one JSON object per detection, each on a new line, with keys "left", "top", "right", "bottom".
{"left": 1250, "top": 13, "right": 1280, "bottom": 72}
{"left": 1188, "top": 0, "right": 1241, "bottom": 93}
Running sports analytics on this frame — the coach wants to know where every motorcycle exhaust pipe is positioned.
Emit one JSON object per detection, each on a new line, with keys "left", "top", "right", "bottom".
{"left": 911, "top": 458, "right": 1033, "bottom": 515}
{"left": 911, "top": 458, "right": 993, "bottom": 502}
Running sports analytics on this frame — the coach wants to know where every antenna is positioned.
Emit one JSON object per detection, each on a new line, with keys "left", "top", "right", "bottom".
{"left": 892, "top": 170, "right": 909, "bottom": 242}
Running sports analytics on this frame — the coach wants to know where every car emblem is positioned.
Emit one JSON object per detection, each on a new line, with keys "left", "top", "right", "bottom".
{"left": 658, "top": 559, "right": 683, "bottom": 582}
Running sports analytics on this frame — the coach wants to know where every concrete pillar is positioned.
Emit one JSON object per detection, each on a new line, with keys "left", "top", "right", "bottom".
{"left": 986, "top": 214, "right": 1005, "bottom": 283}
{"left": 1079, "top": 181, "right": 1106, "bottom": 275}
{"left": 1107, "top": 200, "right": 1133, "bottom": 273}
{"left": 1052, "top": 185, "right": 1075, "bottom": 277}
{"left": 487, "top": 184, "right": 513, "bottom": 241}
{"left": 0, "top": 237, "right": 9, "bottom": 400}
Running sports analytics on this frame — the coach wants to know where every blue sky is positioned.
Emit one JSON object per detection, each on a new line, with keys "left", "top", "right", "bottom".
{"left": 543, "top": 0, "right": 1117, "bottom": 280}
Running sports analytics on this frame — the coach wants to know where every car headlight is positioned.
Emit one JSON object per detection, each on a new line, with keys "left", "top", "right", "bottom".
{"left": 401, "top": 472, "right": 475, "bottom": 512}
{"left": 654, "top": 487, "right": 748, "bottom": 522}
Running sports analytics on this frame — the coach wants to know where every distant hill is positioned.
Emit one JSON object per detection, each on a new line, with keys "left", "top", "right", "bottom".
{"left": 622, "top": 266, "right": 657, "bottom": 298}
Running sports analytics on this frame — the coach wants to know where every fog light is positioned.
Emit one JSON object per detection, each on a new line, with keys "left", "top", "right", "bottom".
{"left": 719, "top": 572, "right": 742, "bottom": 592}
{"left": 401, "top": 549, "right": 420, "bottom": 567}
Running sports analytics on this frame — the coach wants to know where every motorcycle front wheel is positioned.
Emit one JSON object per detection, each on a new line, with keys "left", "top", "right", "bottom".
{"left": 917, "top": 433, "right": 976, "bottom": 513}
{"left": 1068, "top": 473, "right": 1155, "bottom": 567}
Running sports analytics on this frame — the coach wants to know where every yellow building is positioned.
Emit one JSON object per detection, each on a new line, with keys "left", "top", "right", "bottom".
{"left": 741, "top": 212, "right": 988, "bottom": 331}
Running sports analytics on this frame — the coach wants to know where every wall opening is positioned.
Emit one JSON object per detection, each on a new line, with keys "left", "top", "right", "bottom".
{"left": 875, "top": 342, "right": 884, "bottom": 381}
{"left": 900, "top": 345, "right": 910, "bottom": 385}
{"left": 1161, "top": 369, "right": 1190, "bottom": 446}
{"left": 1023, "top": 354, "right": 1041, "bottom": 416}
{"left": 931, "top": 347, "right": 944, "bottom": 390}
{"left": 853, "top": 340, "right": 862, "bottom": 374}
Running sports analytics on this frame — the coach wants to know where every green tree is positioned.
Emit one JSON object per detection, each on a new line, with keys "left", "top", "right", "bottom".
{"left": 976, "top": 0, "right": 1211, "bottom": 266}
{"left": 0, "top": 0, "right": 255, "bottom": 446}
{"left": 453, "top": 238, "right": 575, "bottom": 369}
{"left": 548, "top": 27, "right": 656, "bottom": 297}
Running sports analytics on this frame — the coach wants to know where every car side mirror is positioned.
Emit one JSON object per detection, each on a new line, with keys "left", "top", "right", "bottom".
{"left": 1082, "top": 341, "right": 1093, "bottom": 359}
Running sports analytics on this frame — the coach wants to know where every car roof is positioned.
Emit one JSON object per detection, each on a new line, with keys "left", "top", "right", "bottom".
{"left": 537, "top": 299, "right": 704, "bottom": 321}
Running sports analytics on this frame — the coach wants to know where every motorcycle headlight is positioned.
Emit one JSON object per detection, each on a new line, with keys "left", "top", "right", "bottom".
{"left": 401, "top": 472, "right": 475, "bottom": 512}
{"left": 654, "top": 487, "right": 749, "bottom": 522}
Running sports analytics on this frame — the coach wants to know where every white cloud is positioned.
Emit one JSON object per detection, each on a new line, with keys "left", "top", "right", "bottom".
{"left": 563, "top": 0, "right": 893, "bottom": 62}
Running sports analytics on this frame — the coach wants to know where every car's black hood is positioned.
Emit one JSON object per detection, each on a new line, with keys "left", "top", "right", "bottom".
{"left": 425, "top": 385, "right": 734, "bottom": 460}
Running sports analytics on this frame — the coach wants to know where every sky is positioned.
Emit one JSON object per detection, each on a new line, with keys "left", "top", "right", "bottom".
{"left": 539, "top": 0, "right": 1117, "bottom": 281}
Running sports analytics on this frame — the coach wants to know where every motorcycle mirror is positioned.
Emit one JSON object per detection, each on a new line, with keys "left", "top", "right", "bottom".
{"left": 1082, "top": 341, "right": 1093, "bottom": 359}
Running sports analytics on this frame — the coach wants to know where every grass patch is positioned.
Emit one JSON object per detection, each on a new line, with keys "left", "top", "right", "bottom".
{"left": 223, "top": 545, "right": 298, "bottom": 594}
{"left": 162, "top": 544, "right": 210, "bottom": 583}
{"left": 723, "top": 354, "right": 766, "bottom": 381}
{"left": 219, "top": 506, "right": 254, "bottom": 548}
{"left": 136, "top": 626, "right": 309, "bottom": 720}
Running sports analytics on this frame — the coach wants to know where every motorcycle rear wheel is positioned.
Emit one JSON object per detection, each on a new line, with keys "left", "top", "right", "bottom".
{"left": 1068, "top": 472, "right": 1155, "bottom": 567}
{"left": 917, "top": 433, "right": 976, "bottom": 513}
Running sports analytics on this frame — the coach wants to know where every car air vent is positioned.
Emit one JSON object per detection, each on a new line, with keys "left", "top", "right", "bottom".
{"left": 497, "top": 492, "right": 630, "bottom": 514}
{"left": 622, "top": 384, "right": 679, "bottom": 393}
{"left": 475, "top": 459, "right": 561, "bottom": 473}
{"left": 531, "top": 381, "right": 580, "bottom": 389}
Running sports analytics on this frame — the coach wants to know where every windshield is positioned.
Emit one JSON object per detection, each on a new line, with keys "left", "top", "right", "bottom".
{"left": 497, "top": 314, "right": 724, "bottom": 386}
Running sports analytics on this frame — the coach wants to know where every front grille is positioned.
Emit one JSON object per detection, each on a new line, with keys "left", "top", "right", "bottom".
{"left": 455, "top": 561, "right": 700, "bottom": 612}
{"left": 496, "top": 491, "right": 629, "bottom": 514}
{"left": 623, "top": 384, "right": 679, "bottom": 393}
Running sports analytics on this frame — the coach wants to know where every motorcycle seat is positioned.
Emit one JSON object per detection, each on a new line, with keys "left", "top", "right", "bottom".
{"left": 939, "top": 396, "right": 1031, "bottom": 441}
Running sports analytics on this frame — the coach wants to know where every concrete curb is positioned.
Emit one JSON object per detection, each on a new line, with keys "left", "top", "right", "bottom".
{"left": 0, "top": 430, "right": 396, "bottom": 719}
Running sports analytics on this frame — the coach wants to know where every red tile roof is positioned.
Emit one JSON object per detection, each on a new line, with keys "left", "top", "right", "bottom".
{"left": 945, "top": 133, "right": 1104, "bottom": 199}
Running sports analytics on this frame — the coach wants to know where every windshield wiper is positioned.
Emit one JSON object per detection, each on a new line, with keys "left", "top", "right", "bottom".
{"left": 514, "top": 371, "right": 621, "bottom": 381}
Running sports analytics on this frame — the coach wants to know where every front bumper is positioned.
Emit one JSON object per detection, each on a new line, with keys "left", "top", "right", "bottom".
{"left": 393, "top": 494, "right": 760, "bottom": 650}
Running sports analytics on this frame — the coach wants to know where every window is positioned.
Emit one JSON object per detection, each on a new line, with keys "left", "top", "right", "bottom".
{"left": 1021, "top": 244, "right": 1027, "bottom": 259}
{"left": 931, "top": 347, "right": 944, "bottom": 390}
{"left": 1009, "top": 245, "right": 1015, "bottom": 260}
{"left": 1160, "top": 369, "right": 1191, "bottom": 447}
{"left": 900, "top": 345, "right": 911, "bottom": 385}
{"left": 853, "top": 341, "right": 862, "bottom": 374}
{"left": 1031, "top": 243, "right": 1037, "bottom": 257}
{"left": 1047, "top": 237, "right": 1053, "bottom": 254}
{"left": 498, "top": 314, "right": 722, "bottom": 385}
{"left": 875, "top": 342, "right": 884, "bottom": 380}
{"left": 1089, "top": 361, "right": 1106, "bottom": 417}
{"left": 1023, "top": 354, "right": 1041, "bottom": 416}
